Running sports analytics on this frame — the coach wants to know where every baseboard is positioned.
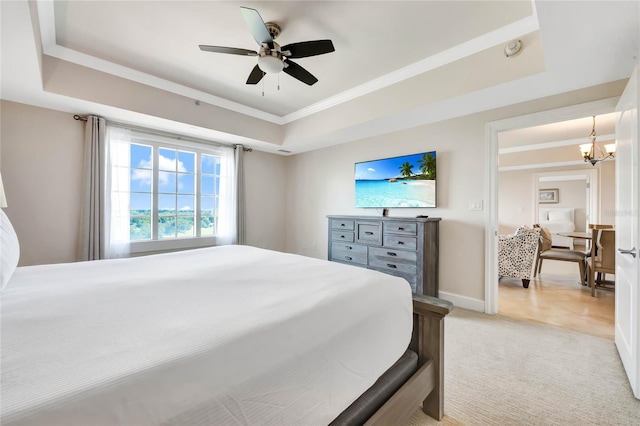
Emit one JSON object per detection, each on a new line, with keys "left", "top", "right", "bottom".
{"left": 438, "top": 291, "right": 485, "bottom": 312}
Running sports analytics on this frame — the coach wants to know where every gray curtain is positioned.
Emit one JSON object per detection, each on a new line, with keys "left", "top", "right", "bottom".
{"left": 235, "top": 145, "right": 246, "bottom": 245}
{"left": 77, "top": 116, "right": 107, "bottom": 260}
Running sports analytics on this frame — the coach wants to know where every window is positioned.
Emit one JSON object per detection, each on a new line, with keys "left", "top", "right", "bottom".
{"left": 108, "top": 128, "right": 232, "bottom": 252}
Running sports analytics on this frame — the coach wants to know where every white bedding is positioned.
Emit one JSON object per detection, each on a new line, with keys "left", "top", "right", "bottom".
{"left": 538, "top": 207, "right": 576, "bottom": 247}
{"left": 1, "top": 245, "right": 412, "bottom": 425}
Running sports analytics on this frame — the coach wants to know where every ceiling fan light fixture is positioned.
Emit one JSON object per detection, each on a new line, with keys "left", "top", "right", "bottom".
{"left": 258, "top": 52, "right": 284, "bottom": 74}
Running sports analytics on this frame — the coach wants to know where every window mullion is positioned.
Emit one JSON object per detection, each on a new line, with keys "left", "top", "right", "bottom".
{"left": 152, "top": 145, "right": 159, "bottom": 240}
{"left": 196, "top": 152, "right": 202, "bottom": 237}
{"left": 174, "top": 151, "right": 179, "bottom": 238}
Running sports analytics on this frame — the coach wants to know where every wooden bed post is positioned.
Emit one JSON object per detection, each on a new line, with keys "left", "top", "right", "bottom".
{"left": 364, "top": 294, "right": 453, "bottom": 426}
{"left": 412, "top": 294, "right": 452, "bottom": 420}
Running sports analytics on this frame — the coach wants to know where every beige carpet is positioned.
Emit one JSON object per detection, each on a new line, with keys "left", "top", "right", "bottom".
{"left": 406, "top": 308, "right": 640, "bottom": 425}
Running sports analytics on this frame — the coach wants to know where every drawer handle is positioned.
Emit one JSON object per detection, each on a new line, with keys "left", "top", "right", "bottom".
{"left": 387, "top": 264, "right": 397, "bottom": 269}
{"left": 345, "top": 256, "right": 352, "bottom": 261}
{"left": 346, "top": 246, "right": 352, "bottom": 250}
{"left": 397, "top": 241, "right": 405, "bottom": 245}
{"left": 365, "top": 231, "right": 374, "bottom": 235}
{"left": 398, "top": 227, "right": 404, "bottom": 231}
{"left": 387, "top": 252, "right": 397, "bottom": 256}
{"left": 340, "top": 235, "right": 345, "bottom": 239}
{"left": 340, "top": 223, "right": 345, "bottom": 227}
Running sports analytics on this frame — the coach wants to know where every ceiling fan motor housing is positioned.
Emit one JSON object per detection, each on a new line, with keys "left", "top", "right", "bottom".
{"left": 265, "top": 22, "right": 281, "bottom": 40}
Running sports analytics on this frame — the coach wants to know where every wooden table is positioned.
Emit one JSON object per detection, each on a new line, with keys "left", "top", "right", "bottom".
{"left": 558, "top": 231, "right": 592, "bottom": 240}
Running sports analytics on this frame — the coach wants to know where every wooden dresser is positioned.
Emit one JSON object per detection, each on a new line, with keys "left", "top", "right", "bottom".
{"left": 327, "top": 215, "right": 440, "bottom": 296}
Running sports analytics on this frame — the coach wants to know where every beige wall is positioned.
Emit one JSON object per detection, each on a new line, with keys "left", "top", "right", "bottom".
{"left": 285, "top": 115, "right": 488, "bottom": 302}
{"left": 244, "top": 150, "right": 287, "bottom": 251}
{"left": 0, "top": 100, "right": 287, "bottom": 266}
{"left": 285, "top": 82, "right": 625, "bottom": 306}
{"left": 498, "top": 169, "right": 535, "bottom": 234}
{"left": 599, "top": 160, "right": 616, "bottom": 225}
{"left": 1, "top": 101, "right": 84, "bottom": 266}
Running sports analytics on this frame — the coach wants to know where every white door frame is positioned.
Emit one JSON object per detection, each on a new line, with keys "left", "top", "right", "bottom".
{"left": 533, "top": 170, "right": 599, "bottom": 228}
{"left": 485, "top": 97, "right": 619, "bottom": 314}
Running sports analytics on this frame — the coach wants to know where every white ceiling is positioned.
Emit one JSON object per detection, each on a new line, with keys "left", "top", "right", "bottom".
{"left": 500, "top": 113, "right": 618, "bottom": 148}
{"left": 1, "top": 1, "right": 639, "bottom": 155}
{"left": 52, "top": 0, "right": 534, "bottom": 116}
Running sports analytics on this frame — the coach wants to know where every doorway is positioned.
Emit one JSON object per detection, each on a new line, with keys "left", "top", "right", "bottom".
{"left": 485, "top": 97, "right": 619, "bottom": 314}
{"left": 496, "top": 132, "right": 614, "bottom": 338}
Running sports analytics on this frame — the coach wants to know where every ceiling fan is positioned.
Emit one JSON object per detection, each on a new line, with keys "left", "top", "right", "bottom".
{"left": 199, "top": 6, "right": 335, "bottom": 86}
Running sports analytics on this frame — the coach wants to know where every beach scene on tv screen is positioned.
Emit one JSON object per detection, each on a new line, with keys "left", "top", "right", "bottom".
{"left": 355, "top": 151, "right": 436, "bottom": 208}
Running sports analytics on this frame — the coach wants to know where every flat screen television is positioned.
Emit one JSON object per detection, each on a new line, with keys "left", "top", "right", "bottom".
{"left": 355, "top": 151, "right": 436, "bottom": 208}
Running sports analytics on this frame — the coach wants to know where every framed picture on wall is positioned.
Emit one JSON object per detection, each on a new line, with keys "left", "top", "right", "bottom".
{"left": 539, "top": 188, "right": 559, "bottom": 204}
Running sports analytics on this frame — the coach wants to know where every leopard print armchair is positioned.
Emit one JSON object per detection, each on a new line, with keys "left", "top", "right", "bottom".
{"left": 498, "top": 226, "right": 541, "bottom": 288}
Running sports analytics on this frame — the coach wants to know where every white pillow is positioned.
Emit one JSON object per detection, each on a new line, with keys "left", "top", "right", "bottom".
{"left": 1, "top": 209, "right": 20, "bottom": 290}
{"left": 548, "top": 210, "right": 571, "bottom": 222}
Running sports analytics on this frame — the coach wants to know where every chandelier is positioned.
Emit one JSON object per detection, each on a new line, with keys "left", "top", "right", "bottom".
{"left": 579, "top": 116, "right": 615, "bottom": 166}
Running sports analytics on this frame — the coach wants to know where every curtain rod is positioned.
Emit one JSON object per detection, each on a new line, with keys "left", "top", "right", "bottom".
{"left": 73, "top": 114, "right": 252, "bottom": 152}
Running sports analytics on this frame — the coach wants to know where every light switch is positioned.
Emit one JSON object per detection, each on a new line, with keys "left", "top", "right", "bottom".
{"left": 469, "top": 200, "right": 483, "bottom": 211}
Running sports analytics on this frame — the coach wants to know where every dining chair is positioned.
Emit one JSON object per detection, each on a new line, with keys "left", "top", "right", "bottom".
{"left": 587, "top": 228, "right": 616, "bottom": 297}
{"left": 584, "top": 224, "right": 614, "bottom": 256}
{"left": 534, "top": 225, "right": 587, "bottom": 285}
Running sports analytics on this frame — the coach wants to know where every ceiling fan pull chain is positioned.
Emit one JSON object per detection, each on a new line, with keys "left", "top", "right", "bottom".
{"left": 262, "top": 78, "right": 265, "bottom": 97}
{"left": 278, "top": 73, "right": 280, "bottom": 91}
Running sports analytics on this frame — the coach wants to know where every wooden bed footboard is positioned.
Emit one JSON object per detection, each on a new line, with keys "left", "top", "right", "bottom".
{"left": 365, "top": 294, "right": 453, "bottom": 425}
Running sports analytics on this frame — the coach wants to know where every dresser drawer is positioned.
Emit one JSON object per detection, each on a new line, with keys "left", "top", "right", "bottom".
{"left": 331, "top": 219, "right": 355, "bottom": 231}
{"left": 384, "top": 221, "right": 417, "bottom": 235}
{"left": 331, "top": 243, "right": 367, "bottom": 265}
{"left": 327, "top": 215, "right": 440, "bottom": 296}
{"left": 331, "top": 231, "right": 355, "bottom": 242}
{"left": 383, "top": 235, "right": 418, "bottom": 250}
{"left": 356, "top": 222, "right": 382, "bottom": 245}
{"left": 368, "top": 246, "right": 417, "bottom": 275}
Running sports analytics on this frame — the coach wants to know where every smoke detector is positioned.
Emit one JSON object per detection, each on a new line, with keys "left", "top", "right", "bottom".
{"left": 504, "top": 39, "right": 523, "bottom": 58}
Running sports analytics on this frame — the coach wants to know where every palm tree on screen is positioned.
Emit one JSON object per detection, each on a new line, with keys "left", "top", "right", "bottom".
{"left": 418, "top": 153, "right": 436, "bottom": 180}
{"left": 399, "top": 162, "right": 414, "bottom": 178}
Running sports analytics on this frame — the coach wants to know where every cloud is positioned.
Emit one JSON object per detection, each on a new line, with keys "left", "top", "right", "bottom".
{"left": 131, "top": 168, "right": 151, "bottom": 186}
{"left": 179, "top": 205, "right": 193, "bottom": 211}
{"left": 130, "top": 154, "right": 188, "bottom": 187}
{"left": 367, "top": 167, "right": 376, "bottom": 172}
{"left": 159, "top": 155, "right": 187, "bottom": 174}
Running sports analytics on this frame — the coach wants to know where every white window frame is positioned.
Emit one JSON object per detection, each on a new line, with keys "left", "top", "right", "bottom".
{"left": 120, "top": 132, "right": 225, "bottom": 255}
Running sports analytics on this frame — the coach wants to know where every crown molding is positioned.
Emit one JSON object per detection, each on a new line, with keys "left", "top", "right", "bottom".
{"left": 36, "top": 0, "right": 284, "bottom": 124}
{"left": 281, "top": 14, "right": 540, "bottom": 124}
{"left": 36, "top": 0, "right": 539, "bottom": 126}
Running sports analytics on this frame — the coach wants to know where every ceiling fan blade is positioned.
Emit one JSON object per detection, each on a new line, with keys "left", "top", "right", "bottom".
{"left": 240, "top": 7, "right": 273, "bottom": 48}
{"left": 283, "top": 60, "right": 318, "bottom": 86}
{"left": 246, "top": 64, "right": 266, "bottom": 85}
{"left": 199, "top": 45, "right": 258, "bottom": 56}
{"left": 281, "top": 40, "right": 335, "bottom": 58}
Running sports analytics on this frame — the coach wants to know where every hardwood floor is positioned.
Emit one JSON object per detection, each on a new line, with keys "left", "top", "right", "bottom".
{"left": 499, "top": 259, "right": 615, "bottom": 340}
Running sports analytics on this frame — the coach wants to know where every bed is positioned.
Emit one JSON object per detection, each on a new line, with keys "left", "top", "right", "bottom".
{"left": 538, "top": 207, "right": 576, "bottom": 249}
{"left": 0, "top": 211, "right": 452, "bottom": 425}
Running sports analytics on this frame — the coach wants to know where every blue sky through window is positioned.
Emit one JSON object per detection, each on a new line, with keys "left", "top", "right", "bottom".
{"left": 129, "top": 145, "right": 218, "bottom": 211}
